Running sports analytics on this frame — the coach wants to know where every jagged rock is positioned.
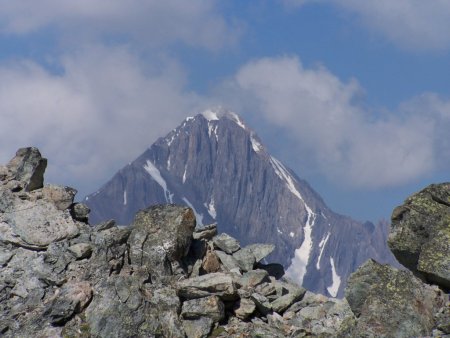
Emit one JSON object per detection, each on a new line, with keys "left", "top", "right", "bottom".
{"left": 193, "top": 223, "right": 217, "bottom": 240}
{"left": 45, "top": 281, "right": 93, "bottom": 325}
{"left": 177, "top": 272, "right": 237, "bottom": 300}
{"left": 238, "top": 269, "right": 270, "bottom": 290}
{"left": 129, "top": 205, "right": 195, "bottom": 266}
{"left": 251, "top": 292, "right": 272, "bottom": 315}
{"left": 202, "top": 249, "right": 221, "bottom": 273}
{"left": 68, "top": 243, "right": 93, "bottom": 259}
{"left": 93, "top": 219, "right": 116, "bottom": 232}
{"left": 389, "top": 183, "right": 450, "bottom": 289}
{"left": 215, "top": 250, "right": 240, "bottom": 271}
{"left": 181, "top": 295, "right": 225, "bottom": 322}
{"left": 213, "top": 233, "right": 240, "bottom": 254}
{"left": 42, "top": 185, "right": 77, "bottom": 210}
{"left": 71, "top": 202, "right": 90, "bottom": 222}
{"left": 271, "top": 284, "right": 306, "bottom": 314}
{"left": 182, "top": 317, "right": 214, "bottom": 338}
{"left": 232, "top": 247, "right": 256, "bottom": 272}
{"left": 345, "top": 259, "right": 446, "bottom": 338}
{"left": 6, "top": 147, "right": 47, "bottom": 191}
{"left": 233, "top": 297, "right": 256, "bottom": 320}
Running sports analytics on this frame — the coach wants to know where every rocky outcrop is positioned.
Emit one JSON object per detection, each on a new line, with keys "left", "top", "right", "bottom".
{"left": 389, "top": 183, "right": 450, "bottom": 290}
{"left": 1, "top": 148, "right": 448, "bottom": 337}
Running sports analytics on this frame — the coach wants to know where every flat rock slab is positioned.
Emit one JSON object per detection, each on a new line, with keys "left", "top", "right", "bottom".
{"left": 181, "top": 295, "right": 225, "bottom": 322}
{"left": 177, "top": 272, "right": 237, "bottom": 301}
{"left": 213, "top": 233, "right": 240, "bottom": 254}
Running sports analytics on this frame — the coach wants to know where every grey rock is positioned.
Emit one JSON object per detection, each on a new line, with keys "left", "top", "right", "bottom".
{"left": 177, "top": 272, "right": 237, "bottom": 300}
{"left": 129, "top": 205, "right": 195, "bottom": 265}
{"left": 68, "top": 243, "right": 92, "bottom": 259}
{"left": 93, "top": 219, "right": 116, "bottom": 231}
{"left": 6, "top": 147, "right": 47, "bottom": 191}
{"left": 233, "top": 247, "right": 256, "bottom": 272}
{"left": 193, "top": 223, "right": 217, "bottom": 240}
{"left": 271, "top": 285, "right": 306, "bottom": 314}
{"left": 181, "top": 295, "right": 225, "bottom": 322}
{"left": 238, "top": 269, "right": 270, "bottom": 290}
{"left": 345, "top": 259, "right": 446, "bottom": 338}
{"left": 245, "top": 243, "right": 275, "bottom": 262}
{"left": 215, "top": 250, "right": 240, "bottom": 271}
{"left": 202, "top": 249, "right": 221, "bottom": 273}
{"left": 213, "top": 233, "right": 240, "bottom": 254}
{"left": 389, "top": 183, "right": 450, "bottom": 289}
{"left": 233, "top": 297, "right": 256, "bottom": 320}
{"left": 251, "top": 293, "right": 272, "bottom": 315}
{"left": 71, "top": 202, "right": 90, "bottom": 222}
{"left": 42, "top": 185, "right": 77, "bottom": 210}
{"left": 182, "top": 317, "right": 214, "bottom": 338}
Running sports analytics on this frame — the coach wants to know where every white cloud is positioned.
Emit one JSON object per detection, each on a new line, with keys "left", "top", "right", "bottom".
{"left": 285, "top": 0, "right": 450, "bottom": 51}
{"left": 0, "top": 46, "right": 202, "bottom": 196}
{"left": 0, "top": 0, "right": 239, "bottom": 50}
{"left": 221, "top": 56, "right": 444, "bottom": 188}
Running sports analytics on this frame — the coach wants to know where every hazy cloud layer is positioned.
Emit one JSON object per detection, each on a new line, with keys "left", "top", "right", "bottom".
{"left": 0, "top": 46, "right": 202, "bottom": 194}
{"left": 285, "top": 0, "right": 450, "bottom": 50}
{"left": 0, "top": 0, "right": 239, "bottom": 50}
{"left": 222, "top": 56, "right": 447, "bottom": 188}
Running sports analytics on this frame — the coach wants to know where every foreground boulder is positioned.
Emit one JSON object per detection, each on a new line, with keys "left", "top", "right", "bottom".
{"left": 389, "top": 183, "right": 450, "bottom": 290}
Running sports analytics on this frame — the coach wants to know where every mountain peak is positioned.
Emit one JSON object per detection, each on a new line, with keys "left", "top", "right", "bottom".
{"left": 197, "top": 107, "right": 247, "bottom": 130}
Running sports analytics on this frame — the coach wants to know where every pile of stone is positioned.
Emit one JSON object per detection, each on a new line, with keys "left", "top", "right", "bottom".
{"left": 0, "top": 147, "right": 449, "bottom": 338}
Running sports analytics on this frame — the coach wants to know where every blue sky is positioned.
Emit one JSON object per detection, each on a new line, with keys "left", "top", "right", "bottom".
{"left": 0, "top": 1, "right": 449, "bottom": 222}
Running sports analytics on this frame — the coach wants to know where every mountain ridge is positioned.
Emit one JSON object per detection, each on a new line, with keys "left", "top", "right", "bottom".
{"left": 84, "top": 108, "right": 397, "bottom": 297}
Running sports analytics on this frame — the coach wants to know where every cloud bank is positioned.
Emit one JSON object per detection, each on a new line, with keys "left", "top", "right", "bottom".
{"left": 285, "top": 0, "right": 450, "bottom": 51}
{"left": 221, "top": 56, "right": 448, "bottom": 188}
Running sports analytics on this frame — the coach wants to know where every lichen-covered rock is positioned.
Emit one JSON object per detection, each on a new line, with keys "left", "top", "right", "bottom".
{"left": 345, "top": 259, "right": 446, "bottom": 338}
{"left": 5, "top": 147, "right": 47, "bottom": 191}
{"left": 181, "top": 295, "right": 225, "bottom": 322}
{"left": 177, "top": 272, "right": 237, "bottom": 300}
{"left": 42, "top": 184, "right": 77, "bottom": 210}
{"left": 389, "top": 183, "right": 450, "bottom": 289}
{"left": 213, "top": 233, "right": 240, "bottom": 254}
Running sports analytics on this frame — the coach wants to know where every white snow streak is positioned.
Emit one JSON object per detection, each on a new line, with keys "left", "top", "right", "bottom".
{"left": 182, "top": 165, "right": 187, "bottom": 184}
{"left": 289, "top": 232, "right": 294, "bottom": 238}
{"left": 229, "top": 112, "right": 246, "bottom": 129}
{"left": 213, "top": 125, "right": 219, "bottom": 142}
{"left": 204, "top": 198, "right": 217, "bottom": 219}
{"left": 251, "top": 135, "right": 263, "bottom": 152}
{"left": 277, "top": 228, "right": 283, "bottom": 235}
{"left": 327, "top": 257, "right": 341, "bottom": 298}
{"left": 182, "top": 197, "right": 203, "bottom": 227}
{"left": 167, "top": 155, "right": 171, "bottom": 169}
{"left": 316, "top": 232, "right": 331, "bottom": 270}
{"left": 144, "top": 160, "right": 173, "bottom": 203}
{"left": 123, "top": 190, "right": 127, "bottom": 206}
{"left": 270, "top": 157, "right": 303, "bottom": 201}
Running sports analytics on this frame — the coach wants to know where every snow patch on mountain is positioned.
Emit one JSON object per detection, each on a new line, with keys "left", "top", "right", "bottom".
{"left": 270, "top": 156, "right": 304, "bottom": 201}
{"left": 327, "top": 257, "right": 341, "bottom": 297}
{"left": 251, "top": 135, "right": 263, "bottom": 153}
{"left": 202, "top": 109, "right": 219, "bottom": 121}
{"left": 182, "top": 197, "right": 203, "bottom": 227}
{"left": 144, "top": 160, "right": 173, "bottom": 203}
{"left": 182, "top": 165, "right": 187, "bottom": 184}
{"left": 123, "top": 190, "right": 127, "bottom": 206}
{"left": 316, "top": 232, "right": 331, "bottom": 270}
{"left": 229, "top": 112, "right": 246, "bottom": 129}
{"left": 204, "top": 198, "right": 217, "bottom": 219}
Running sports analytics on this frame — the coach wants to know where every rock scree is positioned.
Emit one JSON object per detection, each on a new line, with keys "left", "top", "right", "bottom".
{"left": 0, "top": 148, "right": 449, "bottom": 337}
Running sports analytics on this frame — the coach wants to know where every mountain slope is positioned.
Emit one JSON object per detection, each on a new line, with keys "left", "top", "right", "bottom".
{"left": 85, "top": 108, "right": 396, "bottom": 297}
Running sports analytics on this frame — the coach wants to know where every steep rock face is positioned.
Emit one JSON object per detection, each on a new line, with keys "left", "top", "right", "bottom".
{"left": 85, "top": 108, "right": 396, "bottom": 297}
{"left": 389, "top": 183, "right": 450, "bottom": 290}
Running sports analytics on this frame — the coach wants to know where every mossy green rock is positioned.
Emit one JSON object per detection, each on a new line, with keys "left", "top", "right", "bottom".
{"left": 389, "top": 183, "right": 450, "bottom": 289}
{"left": 345, "top": 260, "right": 446, "bottom": 338}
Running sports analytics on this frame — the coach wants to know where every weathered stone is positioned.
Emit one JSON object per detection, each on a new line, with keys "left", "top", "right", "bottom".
{"left": 271, "top": 285, "right": 306, "bottom": 314}
{"left": 233, "top": 247, "right": 256, "bottom": 272}
{"left": 245, "top": 244, "right": 275, "bottom": 262}
{"left": 213, "top": 233, "right": 241, "bottom": 254}
{"left": 42, "top": 185, "right": 77, "bottom": 210}
{"left": 389, "top": 183, "right": 450, "bottom": 289}
{"left": 71, "top": 203, "right": 90, "bottom": 222}
{"left": 6, "top": 147, "right": 47, "bottom": 191}
{"left": 177, "top": 272, "right": 237, "bottom": 300}
{"left": 251, "top": 292, "right": 272, "bottom": 315}
{"left": 193, "top": 223, "right": 218, "bottom": 240}
{"left": 68, "top": 243, "right": 93, "bottom": 260}
{"left": 181, "top": 295, "right": 225, "bottom": 322}
{"left": 345, "top": 259, "right": 446, "bottom": 338}
{"left": 129, "top": 205, "right": 195, "bottom": 266}
{"left": 234, "top": 297, "right": 256, "bottom": 320}
{"left": 182, "top": 317, "right": 214, "bottom": 338}
{"left": 202, "top": 249, "right": 221, "bottom": 273}
{"left": 238, "top": 269, "right": 270, "bottom": 290}
{"left": 215, "top": 250, "right": 240, "bottom": 271}
{"left": 45, "top": 282, "right": 92, "bottom": 325}
{"left": 93, "top": 219, "right": 116, "bottom": 231}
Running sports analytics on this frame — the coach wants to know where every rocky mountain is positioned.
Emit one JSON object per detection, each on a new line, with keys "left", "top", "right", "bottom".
{"left": 84, "top": 108, "right": 396, "bottom": 298}
{"left": 0, "top": 148, "right": 448, "bottom": 337}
